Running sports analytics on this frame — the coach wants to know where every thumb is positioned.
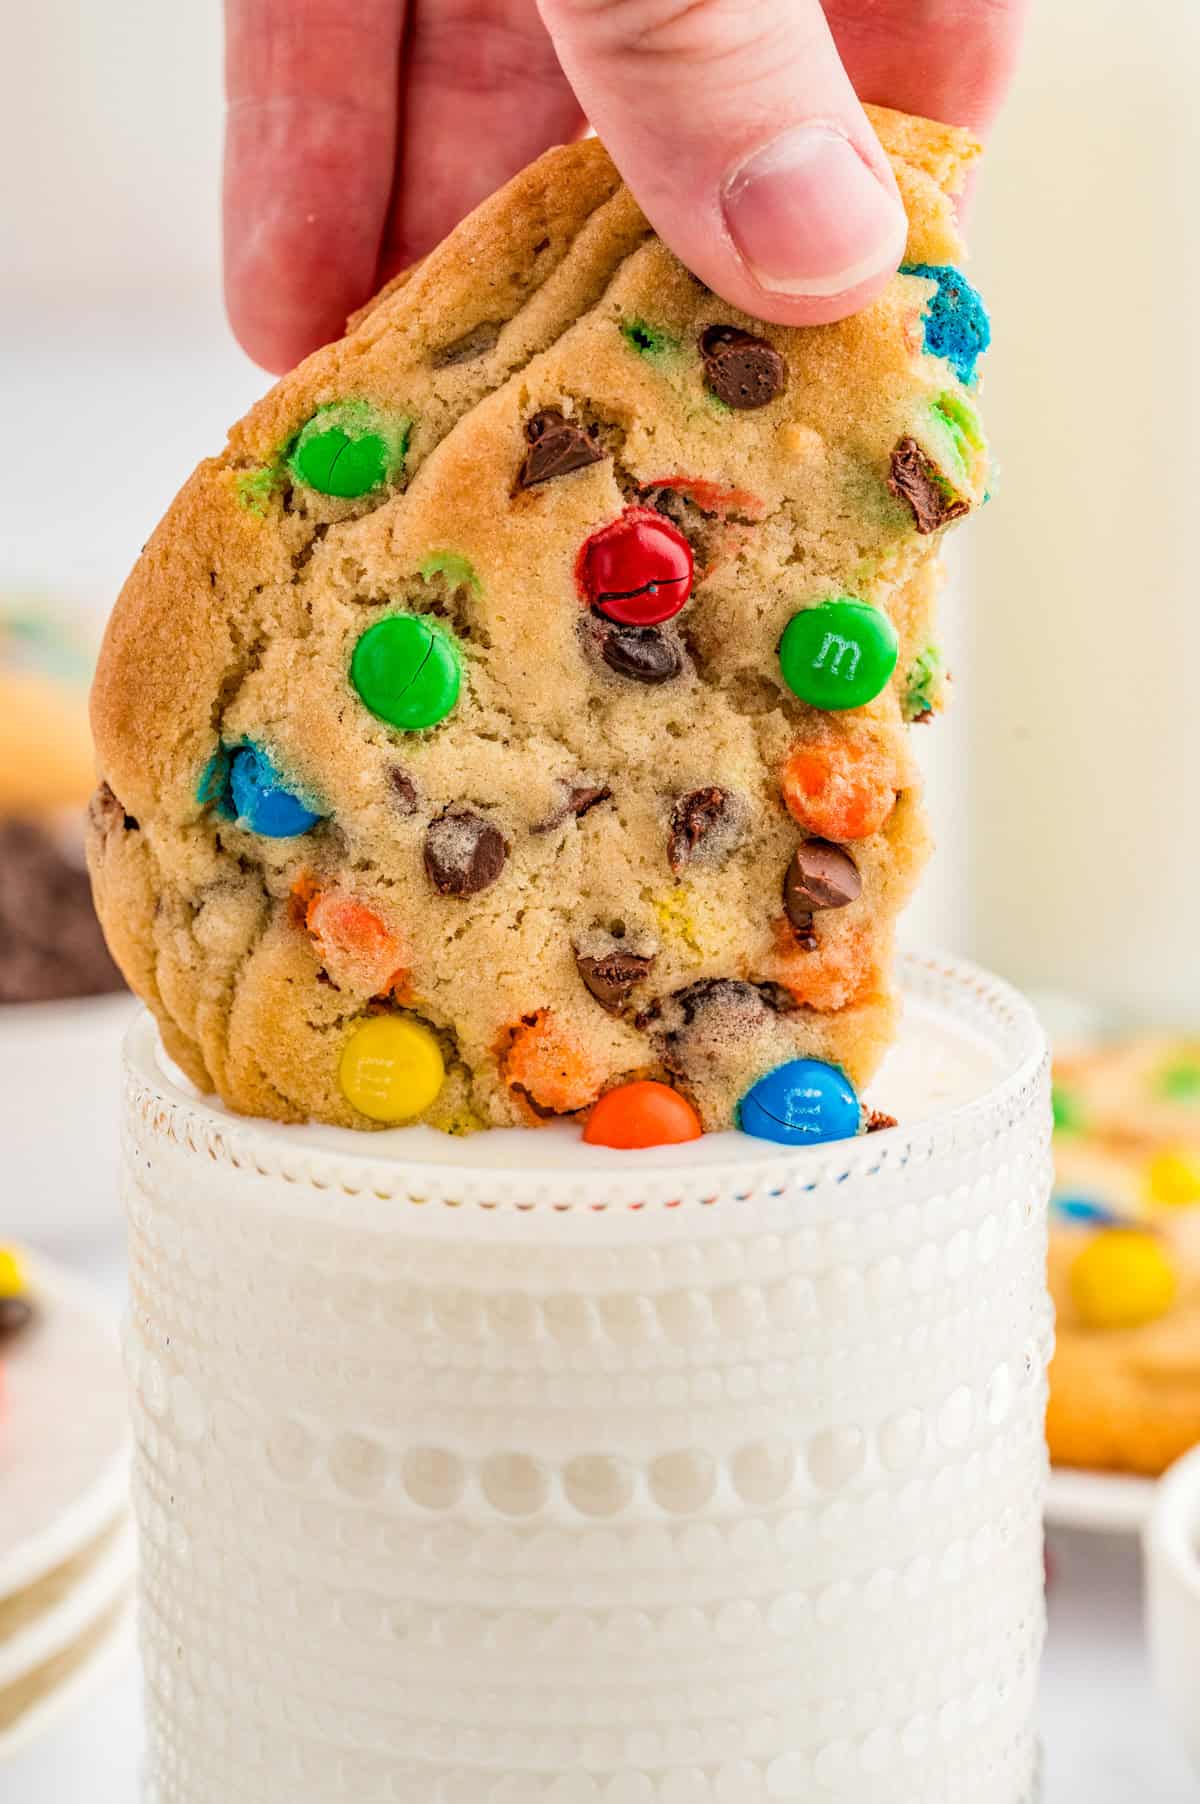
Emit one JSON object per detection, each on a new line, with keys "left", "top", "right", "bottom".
{"left": 537, "top": 0, "right": 909, "bottom": 325}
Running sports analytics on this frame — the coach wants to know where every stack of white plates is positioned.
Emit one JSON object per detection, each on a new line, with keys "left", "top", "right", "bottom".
{"left": 0, "top": 1257, "right": 134, "bottom": 1757}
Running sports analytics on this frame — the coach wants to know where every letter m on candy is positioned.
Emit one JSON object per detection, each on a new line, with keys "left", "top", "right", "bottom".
{"left": 813, "top": 632, "right": 861, "bottom": 681}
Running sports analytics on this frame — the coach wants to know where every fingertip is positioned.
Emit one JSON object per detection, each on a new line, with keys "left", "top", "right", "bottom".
{"left": 222, "top": 96, "right": 395, "bottom": 372}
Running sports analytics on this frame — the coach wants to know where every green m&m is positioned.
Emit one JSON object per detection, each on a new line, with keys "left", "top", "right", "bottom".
{"left": 288, "top": 402, "right": 409, "bottom": 499}
{"left": 351, "top": 614, "right": 461, "bottom": 730}
{"left": 779, "top": 598, "right": 898, "bottom": 711}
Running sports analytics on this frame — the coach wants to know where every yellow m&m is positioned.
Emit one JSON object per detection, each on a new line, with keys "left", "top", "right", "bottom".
{"left": 1146, "top": 1146, "right": 1200, "bottom": 1208}
{"left": 1069, "top": 1228, "right": 1177, "bottom": 1332}
{"left": 338, "top": 1017, "right": 444, "bottom": 1124}
{"left": 0, "top": 1248, "right": 28, "bottom": 1296}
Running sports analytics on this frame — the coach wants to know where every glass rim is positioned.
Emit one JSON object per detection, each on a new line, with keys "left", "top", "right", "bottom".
{"left": 121, "top": 950, "right": 1048, "bottom": 1217}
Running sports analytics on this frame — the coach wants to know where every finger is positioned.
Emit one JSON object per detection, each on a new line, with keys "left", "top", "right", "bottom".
{"left": 224, "top": 0, "right": 407, "bottom": 372}
{"left": 821, "top": 0, "right": 1029, "bottom": 136}
{"left": 537, "top": 0, "right": 910, "bottom": 326}
{"left": 380, "top": 0, "right": 585, "bottom": 277}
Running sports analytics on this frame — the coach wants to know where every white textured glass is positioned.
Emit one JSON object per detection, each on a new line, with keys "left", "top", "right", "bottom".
{"left": 121, "top": 953, "right": 1051, "bottom": 1804}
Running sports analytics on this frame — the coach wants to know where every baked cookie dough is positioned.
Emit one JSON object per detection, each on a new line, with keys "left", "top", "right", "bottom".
{"left": 88, "top": 110, "right": 988, "bottom": 1137}
{"left": 1047, "top": 1034, "right": 1200, "bottom": 1476}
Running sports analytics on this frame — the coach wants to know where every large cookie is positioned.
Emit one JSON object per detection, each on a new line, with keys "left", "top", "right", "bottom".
{"left": 88, "top": 110, "right": 988, "bottom": 1135}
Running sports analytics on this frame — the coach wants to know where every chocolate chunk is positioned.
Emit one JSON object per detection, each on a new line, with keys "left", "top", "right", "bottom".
{"left": 667, "top": 787, "right": 746, "bottom": 876}
{"left": 388, "top": 767, "right": 420, "bottom": 814}
{"left": 699, "top": 326, "right": 787, "bottom": 409}
{"left": 576, "top": 948, "right": 655, "bottom": 1012}
{"left": 532, "top": 782, "right": 613, "bottom": 834}
{"left": 783, "top": 840, "right": 862, "bottom": 932}
{"left": 866, "top": 1109, "right": 898, "bottom": 1133}
{"left": 888, "top": 437, "right": 971, "bottom": 535}
{"left": 517, "top": 409, "right": 605, "bottom": 488}
{"left": 424, "top": 809, "right": 508, "bottom": 897}
{"left": 0, "top": 1295, "right": 34, "bottom": 1345}
{"left": 601, "top": 623, "right": 683, "bottom": 685}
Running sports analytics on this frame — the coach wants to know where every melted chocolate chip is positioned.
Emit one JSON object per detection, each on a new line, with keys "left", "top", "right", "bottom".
{"left": 699, "top": 325, "right": 787, "bottom": 409}
{"left": 517, "top": 410, "right": 605, "bottom": 488}
{"left": 90, "top": 781, "right": 138, "bottom": 835}
{"left": 600, "top": 623, "right": 683, "bottom": 685}
{"left": 644, "top": 978, "right": 780, "bottom": 1079}
{"left": 0, "top": 1296, "right": 34, "bottom": 1345}
{"left": 532, "top": 783, "right": 613, "bottom": 834}
{"left": 575, "top": 947, "right": 655, "bottom": 1012}
{"left": 388, "top": 767, "right": 419, "bottom": 814}
{"left": 432, "top": 320, "right": 502, "bottom": 367}
{"left": 424, "top": 809, "right": 508, "bottom": 897}
{"left": 888, "top": 437, "right": 971, "bottom": 535}
{"left": 783, "top": 840, "right": 862, "bottom": 930}
{"left": 866, "top": 1109, "right": 898, "bottom": 1133}
{"left": 667, "top": 787, "right": 745, "bottom": 876}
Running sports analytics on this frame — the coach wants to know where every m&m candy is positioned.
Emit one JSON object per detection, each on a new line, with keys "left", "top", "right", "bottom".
{"left": 1069, "top": 1228, "right": 1177, "bottom": 1331}
{"left": 1146, "top": 1146, "right": 1200, "bottom": 1207}
{"left": 1051, "top": 1194, "right": 1123, "bottom": 1228}
{"left": 288, "top": 402, "right": 408, "bottom": 499}
{"left": 901, "top": 265, "right": 991, "bottom": 385}
{"left": 338, "top": 1017, "right": 445, "bottom": 1123}
{"left": 351, "top": 614, "right": 461, "bottom": 731}
{"left": 583, "top": 1081, "right": 704, "bottom": 1149}
{"left": 579, "top": 510, "right": 693, "bottom": 627}
{"left": 0, "top": 1247, "right": 33, "bottom": 1346}
{"left": 779, "top": 736, "right": 898, "bottom": 841}
{"left": 229, "top": 744, "right": 323, "bottom": 838}
{"left": 738, "top": 1059, "right": 862, "bottom": 1146}
{"left": 778, "top": 599, "right": 898, "bottom": 711}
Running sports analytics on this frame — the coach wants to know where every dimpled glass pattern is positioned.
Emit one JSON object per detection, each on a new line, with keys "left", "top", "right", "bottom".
{"left": 121, "top": 954, "right": 1051, "bottom": 1804}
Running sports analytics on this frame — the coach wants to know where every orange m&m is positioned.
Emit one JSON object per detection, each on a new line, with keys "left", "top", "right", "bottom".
{"left": 583, "top": 1081, "right": 704, "bottom": 1149}
{"left": 780, "top": 736, "right": 897, "bottom": 842}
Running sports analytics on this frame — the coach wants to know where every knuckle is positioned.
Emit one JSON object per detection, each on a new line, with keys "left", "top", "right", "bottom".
{"left": 547, "top": 0, "right": 755, "bottom": 63}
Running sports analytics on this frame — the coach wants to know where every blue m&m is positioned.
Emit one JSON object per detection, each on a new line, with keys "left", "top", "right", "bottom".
{"left": 224, "top": 743, "right": 323, "bottom": 838}
{"left": 901, "top": 264, "right": 991, "bottom": 385}
{"left": 738, "top": 1059, "right": 862, "bottom": 1146}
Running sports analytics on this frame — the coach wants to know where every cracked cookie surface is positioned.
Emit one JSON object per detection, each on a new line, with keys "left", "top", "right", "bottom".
{"left": 89, "top": 110, "right": 988, "bottom": 1134}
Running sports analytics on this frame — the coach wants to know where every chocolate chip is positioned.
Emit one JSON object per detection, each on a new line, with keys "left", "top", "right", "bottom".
{"left": 699, "top": 325, "right": 787, "bottom": 409}
{"left": 888, "top": 437, "right": 971, "bottom": 535}
{"left": 0, "top": 1295, "right": 34, "bottom": 1345}
{"left": 866, "top": 1109, "right": 898, "bottom": 1133}
{"left": 424, "top": 809, "right": 508, "bottom": 897}
{"left": 575, "top": 948, "right": 655, "bottom": 1012}
{"left": 601, "top": 623, "right": 683, "bottom": 685}
{"left": 667, "top": 787, "right": 746, "bottom": 876}
{"left": 532, "top": 782, "right": 613, "bottom": 834}
{"left": 783, "top": 840, "right": 862, "bottom": 930}
{"left": 517, "top": 410, "right": 605, "bottom": 488}
{"left": 388, "top": 767, "right": 419, "bottom": 814}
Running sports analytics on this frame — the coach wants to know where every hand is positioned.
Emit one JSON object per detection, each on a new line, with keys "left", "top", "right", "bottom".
{"left": 224, "top": 0, "right": 1026, "bottom": 373}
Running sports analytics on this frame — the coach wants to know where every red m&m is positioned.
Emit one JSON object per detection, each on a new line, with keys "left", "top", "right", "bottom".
{"left": 578, "top": 509, "right": 694, "bottom": 627}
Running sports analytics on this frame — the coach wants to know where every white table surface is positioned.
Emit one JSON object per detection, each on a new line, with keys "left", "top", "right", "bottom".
{"left": 4, "top": 1238, "right": 1197, "bottom": 1803}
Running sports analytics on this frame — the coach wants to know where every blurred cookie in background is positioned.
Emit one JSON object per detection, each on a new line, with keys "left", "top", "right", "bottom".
{"left": 0, "top": 601, "right": 123, "bottom": 1004}
{"left": 1, "top": 599, "right": 133, "bottom": 1244}
{"left": 1048, "top": 1033, "right": 1200, "bottom": 1477}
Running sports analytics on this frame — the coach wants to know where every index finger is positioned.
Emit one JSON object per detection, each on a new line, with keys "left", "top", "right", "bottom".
{"left": 224, "top": 0, "right": 407, "bottom": 372}
{"left": 821, "top": 0, "right": 1029, "bottom": 134}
